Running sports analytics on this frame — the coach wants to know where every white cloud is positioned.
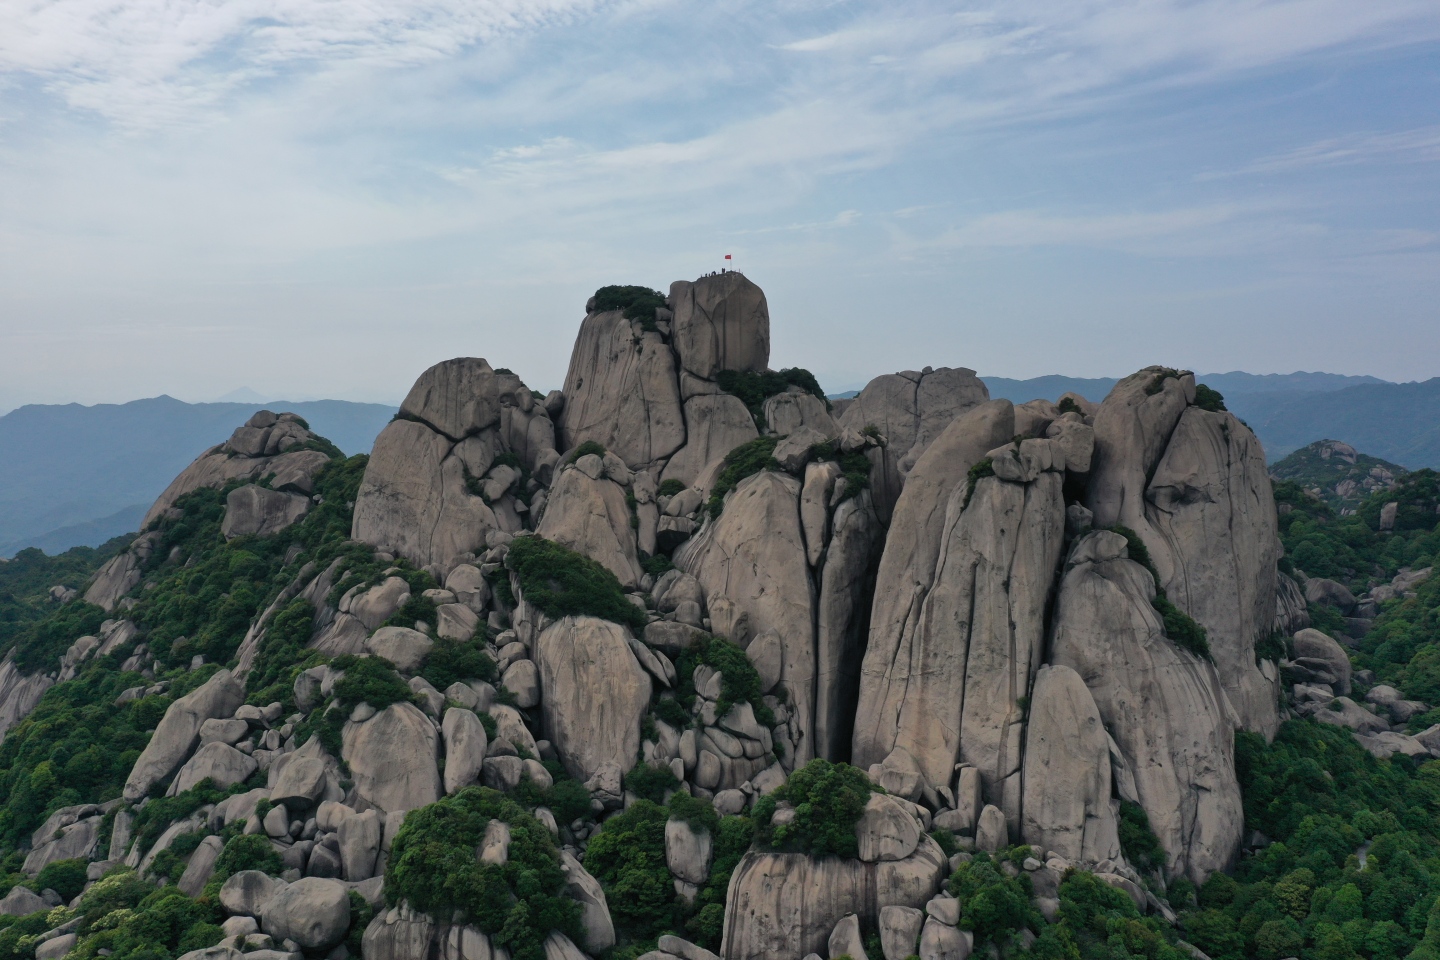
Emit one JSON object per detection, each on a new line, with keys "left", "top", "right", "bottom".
{"left": 1206, "top": 126, "right": 1440, "bottom": 178}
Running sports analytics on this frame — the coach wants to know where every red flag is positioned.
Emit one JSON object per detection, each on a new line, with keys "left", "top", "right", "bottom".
{"left": 724, "top": 254, "right": 732, "bottom": 259}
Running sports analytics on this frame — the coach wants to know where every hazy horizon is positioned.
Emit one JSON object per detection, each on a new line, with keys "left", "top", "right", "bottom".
{"left": 3, "top": 1, "right": 1438, "bottom": 413}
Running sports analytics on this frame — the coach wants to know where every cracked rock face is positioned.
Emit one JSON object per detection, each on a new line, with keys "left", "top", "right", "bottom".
{"left": 1049, "top": 531, "right": 1243, "bottom": 883}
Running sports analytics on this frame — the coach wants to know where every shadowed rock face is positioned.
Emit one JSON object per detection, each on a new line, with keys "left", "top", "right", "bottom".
{"left": 1050, "top": 531, "right": 1243, "bottom": 883}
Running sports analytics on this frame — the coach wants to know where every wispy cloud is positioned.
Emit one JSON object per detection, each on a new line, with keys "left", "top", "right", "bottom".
{"left": 1204, "top": 126, "right": 1440, "bottom": 178}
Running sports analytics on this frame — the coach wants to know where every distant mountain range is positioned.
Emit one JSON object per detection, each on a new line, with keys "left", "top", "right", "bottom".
{"left": 0, "top": 396, "right": 395, "bottom": 557}
{"left": 6, "top": 371, "right": 1440, "bottom": 558}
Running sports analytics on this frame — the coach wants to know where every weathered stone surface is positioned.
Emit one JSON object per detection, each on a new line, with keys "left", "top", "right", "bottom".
{"left": 442, "top": 708, "right": 489, "bottom": 795}
{"left": 669, "top": 273, "right": 770, "bottom": 383}
{"left": 544, "top": 932, "right": 589, "bottom": 960}
{"left": 220, "top": 870, "right": 282, "bottom": 917}
{"left": 1049, "top": 532, "right": 1242, "bottom": 882}
{"left": 856, "top": 793, "right": 921, "bottom": 863}
{"left": 535, "top": 616, "right": 650, "bottom": 782}
{"left": 84, "top": 549, "right": 144, "bottom": 612}
{"left": 173, "top": 741, "right": 258, "bottom": 794}
{"left": 678, "top": 471, "right": 816, "bottom": 766}
{"left": 23, "top": 814, "right": 101, "bottom": 874}
{"left": 178, "top": 835, "right": 225, "bottom": 897}
{"left": 1086, "top": 367, "right": 1194, "bottom": 538}
{"left": 125, "top": 669, "right": 245, "bottom": 802}
{"left": 1291, "top": 628, "right": 1352, "bottom": 695}
{"left": 974, "top": 805, "right": 1007, "bottom": 853}
{"left": 854, "top": 408, "right": 1062, "bottom": 828}
{"left": 352, "top": 418, "right": 499, "bottom": 569}
{"left": 815, "top": 490, "right": 882, "bottom": 762}
{"left": 0, "top": 657, "right": 55, "bottom": 743}
{"left": 537, "top": 466, "right": 644, "bottom": 588}
{"left": 1312, "top": 697, "right": 1388, "bottom": 735}
{"left": 342, "top": 703, "right": 442, "bottom": 815}
{"left": 259, "top": 877, "right": 350, "bottom": 949}
{"left": 199, "top": 717, "right": 250, "bottom": 746}
{"left": 918, "top": 917, "right": 970, "bottom": 960}
{"left": 560, "top": 848, "right": 616, "bottom": 952}
{"left": 362, "top": 903, "right": 436, "bottom": 960}
{"left": 349, "top": 577, "right": 412, "bottom": 631}
{"left": 340, "top": 809, "right": 382, "bottom": 881}
{"left": 437, "top": 603, "right": 479, "bottom": 642}
{"left": 853, "top": 401, "right": 1016, "bottom": 772}
{"left": 1045, "top": 417, "right": 1095, "bottom": 474}
{"left": 1143, "top": 406, "right": 1281, "bottom": 737}
{"left": 366, "top": 627, "right": 434, "bottom": 675}
{"left": 1275, "top": 574, "right": 1310, "bottom": 636}
{"left": 837, "top": 368, "right": 990, "bottom": 522}
{"left": 270, "top": 756, "right": 327, "bottom": 809}
{"left": 829, "top": 914, "right": 868, "bottom": 960}
{"left": 666, "top": 819, "right": 713, "bottom": 884}
{"left": 221, "top": 485, "right": 311, "bottom": 540}
{"left": 721, "top": 836, "right": 947, "bottom": 960}
{"left": 661, "top": 395, "right": 762, "bottom": 488}
{"left": 141, "top": 414, "right": 327, "bottom": 532}
{"left": 879, "top": 905, "right": 925, "bottom": 960}
{"left": 398, "top": 358, "right": 506, "bottom": 442}
{"left": 766, "top": 391, "right": 838, "bottom": 439}
{"left": 559, "top": 310, "right": 685, "bottom": 468}
{"left": 0, "top": 886, "right": 46, "bottom": 917}
{"left": 1021, "top": 665, "right": 1121, "bottom": 865}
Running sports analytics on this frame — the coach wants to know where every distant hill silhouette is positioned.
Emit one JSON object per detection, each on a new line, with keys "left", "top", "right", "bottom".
{"left": 0, "top": 396, "right": 395, "bottom": 556}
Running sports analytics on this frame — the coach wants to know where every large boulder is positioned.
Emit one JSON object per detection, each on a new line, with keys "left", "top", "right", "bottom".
{"left": 0, "top": 886, "right": 48, "bottom": 916}
{"left": 172, "top": 741, "right": 258, "bottom": 794}
{"left": 560, "top": 849, "right": 616, "bottom": 953}
{"left": 1021, "top": 665, "right": 1121, "bottom": 865}
{"left": 1143, "top": 406, "right": 1282, "bottom": 737}
{"left": 677, "top": 471, "right": 816, "bottom": 765}
{"left": 84, "top": 549, "right": 144, "bottom": 613}
{"left": 720, "top": 836, "right": 948, "bottom": 960}
{"left": 1086, "top": 368, "right": 1194, "bottom": 538}
{"left": 342, "top": 703, "right": 442, "bottom": 815}
{"left": 852, "top": 401, "right": 1018, "bottom": 773}
{"left": 660, "top": 395, "right": 762, "bottom": 488}
{"left": 23, "top": 814, "right": 101, "bottom": 874}
{"left": 351, "top": 418, "right": 499, "bottom": 570}
{"left": 837, "top": 368, "right": 990, "bottom": 522}
{"left": 362, "top": 903, "right": 436, "bottom": 960}
{"left": 536, "top": 466, "right": 644, "bottom": 588}
{"left": 442, "top": 708, "right": 489, "bottom": 795}
{"left": 221, "top": 485, "right": 311, "bottom": 540}
{"left": 558, "top": 309, "right": 685, "bottom": 468}
{"left": 259, "top": 877, "right": 351, "bottom": 949}
{"left": 1291, "top": 628, "right": 1352, "bottom": 694}
{"left": 534, "top": 617, "right": 651, "bottom": 782}
{"left": 1049, "top": 531, "right": 1243, "bottom": 882}
{"left": 0, "top": 656, "right": 55, "bottom": 743}
{"left": 397, "top": 358, "right": 508, "bottom": 442}
{"left": 365, "top": 627, "right": 434, "bottom": 675}
{"left": 669, "top": 273, "right": 770, "bottom": 384}
{"left": 124, "top": 669, "right": 245, "bottom": 802}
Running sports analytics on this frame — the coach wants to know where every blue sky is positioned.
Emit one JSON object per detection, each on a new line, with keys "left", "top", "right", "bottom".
{"left": 1, "top": 0, "right": 1437, "bottom": 410}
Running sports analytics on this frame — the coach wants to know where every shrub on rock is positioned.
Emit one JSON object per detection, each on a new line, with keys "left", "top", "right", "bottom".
{"left": 752, "top": 758, "right": 873, "bottom": 859}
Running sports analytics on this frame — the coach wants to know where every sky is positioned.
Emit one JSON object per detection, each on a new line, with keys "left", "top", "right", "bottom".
{"left": 1, "top": 0, "right": 1438, "bottom": 412}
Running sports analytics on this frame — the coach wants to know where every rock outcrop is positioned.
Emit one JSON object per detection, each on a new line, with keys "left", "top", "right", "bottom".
{"left": 124, "top": 669, "right": 245, "bottom": 802}
{"left": 1050, "top": 531, "right": 1243, "bottom": 882}
{"left": 852, "top": 400, "right": 1018, "bottom": 774}
{"left": 353, "top": 359, "right": 555, "bottom": 569}
{"left": 534, "top": 617, "right": 651, "bottom": 782}
{"left": 837, "top": 367, "right": 989, "bottom": 522}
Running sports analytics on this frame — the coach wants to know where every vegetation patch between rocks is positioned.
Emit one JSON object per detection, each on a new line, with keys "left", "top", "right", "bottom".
{"left": 706, "top": 437, "right": 780, "bottom": 520}
{"left": 752, "top": 758, "right": 873, "bottom": 859}
{"left": 505, "top": 535, "right": 647, "bottom": 630}
{"left": 1111, "top": 525, "right": 1212, "bottom": 660}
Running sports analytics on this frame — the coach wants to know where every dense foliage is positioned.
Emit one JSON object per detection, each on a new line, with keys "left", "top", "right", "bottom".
{"left": 593, "top": 285, "right": 667, "bottom": 329}
{"left": 0, "top": 539, "right": 127, "bottom": 663}
{"left": 1195, "top": 383, "right": 1228, "bottom": 413}
{"left": 707, "top": 436, "right": 780, "bottom": 519}
{"left": 504, "top": 535, "right": 646, "bottom": 629}
{"left": 716, "top": 368, "right": 829, "bottom": 423}
{"left": 752, "top": 758, "right": 873, "bottom": 858}
{"left": 655, "top": 632, "right": 777, "bottom": 734}
{"left": 387, "top": 787, "right": 582, "bottom": 960}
